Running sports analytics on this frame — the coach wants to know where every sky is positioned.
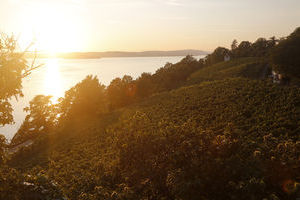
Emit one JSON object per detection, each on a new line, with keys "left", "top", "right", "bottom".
{"left": 0, "top": 0, "right": 299, "bottom": 52}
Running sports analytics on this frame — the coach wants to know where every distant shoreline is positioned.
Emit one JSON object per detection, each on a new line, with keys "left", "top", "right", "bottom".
{"left": 25, "top": 49, "right": 208, "bottom": 59}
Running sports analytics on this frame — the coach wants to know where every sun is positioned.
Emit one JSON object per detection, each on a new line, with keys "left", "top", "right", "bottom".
{"left": 43, "top": 59, "right": 64, "bottom": 102}
{"left": 21, "top": 3, "right": 84, "bottom": 54}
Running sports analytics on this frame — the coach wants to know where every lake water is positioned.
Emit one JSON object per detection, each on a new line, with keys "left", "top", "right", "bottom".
{"left": 1, "top": 56, "right": 204, "bottom": 140}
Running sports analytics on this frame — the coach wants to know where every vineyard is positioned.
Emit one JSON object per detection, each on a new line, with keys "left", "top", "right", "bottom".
{"left": 8, "top": 77, "right": 300, "bottom": 199}
{"left": 187, "top": 57, "right": 268, "bottom": 85}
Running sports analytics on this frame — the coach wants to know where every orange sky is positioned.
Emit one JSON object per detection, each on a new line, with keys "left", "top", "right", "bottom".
{"left": 0, "top": 0, "right": 299, "bottom": 52}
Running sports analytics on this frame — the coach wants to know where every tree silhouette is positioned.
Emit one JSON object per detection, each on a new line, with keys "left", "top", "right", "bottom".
{"left": 271, "top": 27, "right": 300, "bottom": 80}
{"left": 0, "top": 33, "right": 39, "bottom": 126}
{"left": 205, "top": 47, "right": 230, "bottom": 65}
{"left": 231, "top": 39, "right": 238, "bottom": 50}
{"left": 58, "top": 75, "right": 107, "bottom": 121}
{"left": 11, "top": 95, "right": 56, "bottom": 145}
{"left": 107, "top": 75, "right": 134, "bottom": 109}
{"left": 136, "top": 72, "right": 155, "bottom": 99}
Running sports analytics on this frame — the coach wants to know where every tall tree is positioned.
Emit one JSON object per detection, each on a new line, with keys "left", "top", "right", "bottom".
{"left": 231, "top": 39, "right": 238, "bottom": 50}
{"left": 107, "top": 75, "right": 135, "bottom": 109}
{"left": 252, "top": 38, "right": 269, "bottom": 56}
{"left": 136, "top": 72, "right": 154, "bottom": 99}
{"left": 11, "top": 95, "right": 57, "bottom": 145}
{"left": 271, "top": 27, "right": 300, "bottom": 79}
{"left": 0, "top": 33, "right": 39, "bottom": 126}
{"left": 58, "top": 75, "right": 107, "bottom": 121}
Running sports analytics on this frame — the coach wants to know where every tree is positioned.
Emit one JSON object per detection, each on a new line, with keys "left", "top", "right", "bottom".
{"left": 58, "top": 75, "right": 107, "bottom": 121}
{"left": 268, "top": 36, "right": 278, "bottom": 47}
{"left": 11, "top": 95, "right": 57, "bottom": 146}
{"left": 232, "top": 41, "right": 252, "bottom": 58}
{"left": 252, "top": 38, "right": 271, "bottom": 57}
{"left": 136, "top": 72, "right": 155, "bottom": 99}
{"left": 151, "top": 55, "right": 201, "bottom": 91}
{"left": 205, "top": 47, "right": 230, "bottom": 66}
{"left": 271, "top": 27, "right": 300, "bottom": 80}
{"left": 107, "top": 75, "right": 135, "bottom": 109}
{"left": 231, "top": 39, "right": 238, "bottom": 50}
{"left": 0, "top": 33, "right": 39, "bottom": 126}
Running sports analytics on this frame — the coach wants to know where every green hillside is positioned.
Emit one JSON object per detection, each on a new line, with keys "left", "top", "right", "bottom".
{"left": 187, "top": 57, "right": 268, "bottom": 85}
{"left": 9, "top": 78, "right": 300, "bottom": 200}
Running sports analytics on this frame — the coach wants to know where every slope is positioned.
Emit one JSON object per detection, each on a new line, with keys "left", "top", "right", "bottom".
{"left": 187, "top": 57, "right": 268, "bottom": 85}
{"left": 9, "top": 78, "right": 300, "bottom": 200}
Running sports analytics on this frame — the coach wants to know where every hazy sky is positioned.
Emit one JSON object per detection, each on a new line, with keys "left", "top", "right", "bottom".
{"left": 0, "top": 0, "right": 299, "bottom": 52}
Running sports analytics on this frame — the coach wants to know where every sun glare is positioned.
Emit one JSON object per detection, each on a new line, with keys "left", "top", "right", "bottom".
{"left": 44, "top": 59, "right": 64, "bottom": 102}
{"left": 21, "top": 3, "right": 84, "bottom": 54}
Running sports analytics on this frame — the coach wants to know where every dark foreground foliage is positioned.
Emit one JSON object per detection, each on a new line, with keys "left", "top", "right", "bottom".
{"left": 0, "top": 166, "right": 65, "bottom": 200}
{"left": 8, "top": 78, "right": 300, "bottom": 200}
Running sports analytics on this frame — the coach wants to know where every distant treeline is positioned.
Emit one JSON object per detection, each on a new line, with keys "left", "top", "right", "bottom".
{"left": 206, "top": 27, "right": 300, "bottom": 80}
{"left": 26, "top": 49, "right": 207, "bottom": 59}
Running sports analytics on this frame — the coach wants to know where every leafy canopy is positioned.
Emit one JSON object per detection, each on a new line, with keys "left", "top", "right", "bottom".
{"left": 0, "top": 34, "right": 39, "bottom": 126}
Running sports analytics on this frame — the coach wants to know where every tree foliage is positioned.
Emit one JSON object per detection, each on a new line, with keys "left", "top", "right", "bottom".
{"left": 0, "top": 166, "right": 65, "bottom": 200}
{"left": 271, "top": 27, "right": 300, "bottom": 79}
{"left": 0, "top": 34, "right": 36, "bottom": 126}
{"left": 152, "top": 55, "right": 201, "bottom": 91}
{"left": 11, "top": 95, "right": 56, "bottom": 146}
{"left": 58, "top": 75, "right": 107, "bottom": 121}
{"left": 107, "top": 75, "right": 135, "bottom": 109}
{"left": 205, "top": 47, "right": 230, "bottom": 66}
{"left": 231, "top": 39, "right": 238, "bottom": 50}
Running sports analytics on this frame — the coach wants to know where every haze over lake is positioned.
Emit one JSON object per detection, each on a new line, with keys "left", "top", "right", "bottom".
{"left": 1, "top": 56, "right": 204, "bottom": 140}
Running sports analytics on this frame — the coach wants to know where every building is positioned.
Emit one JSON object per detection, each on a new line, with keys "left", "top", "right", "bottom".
{"left": 224, "top": 54, "right": 231, "bottom": 62}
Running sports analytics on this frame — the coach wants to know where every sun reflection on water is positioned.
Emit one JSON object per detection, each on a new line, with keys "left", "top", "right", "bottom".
{"left": 44, "top": 59, "right": 64, "bottom": 103}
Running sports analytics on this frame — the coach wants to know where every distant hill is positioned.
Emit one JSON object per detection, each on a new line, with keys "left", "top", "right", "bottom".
{"left": 26, "top": 49, "right": 208, "bottom": 59}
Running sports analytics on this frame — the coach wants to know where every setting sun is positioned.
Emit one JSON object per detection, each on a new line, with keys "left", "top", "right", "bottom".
{"left": 19, "top": 2, "right": 85, "bottom": 53}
